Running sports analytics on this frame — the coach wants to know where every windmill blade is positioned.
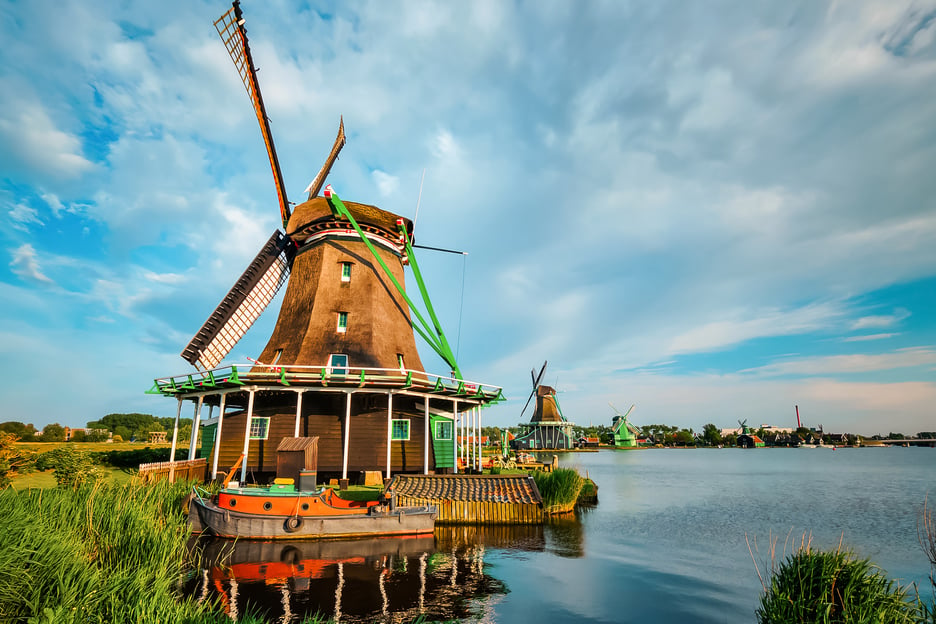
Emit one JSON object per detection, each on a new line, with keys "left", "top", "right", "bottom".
{"left": 215, "top": 1, "right": 291, "bottom": 228}
{"left": 532, "top": 360, "right": 548, "bottom": 389}
{"left": 304, "top": 117, "right": 347, "bottom": 201}
{"left": 181, "top": 231, "right": 296, "bottom": 370}
{"left": 519, "top": 386, "right": 537, "bottom": 420}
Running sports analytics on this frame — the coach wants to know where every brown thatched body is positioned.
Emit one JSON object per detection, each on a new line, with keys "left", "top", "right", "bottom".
{"left": 531, "top": 386, "right": 563, "bottom": 423}
{"left": 257, "top": 197, "right": 424, "bottom": 372}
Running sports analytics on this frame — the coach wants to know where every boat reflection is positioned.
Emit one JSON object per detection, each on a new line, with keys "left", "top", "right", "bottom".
{"left": 186, "top": 525, "right": 553, "bottom": 622}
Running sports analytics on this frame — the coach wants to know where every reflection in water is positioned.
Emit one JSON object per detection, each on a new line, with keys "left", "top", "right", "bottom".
{"left": 184, "top": 523, "right": 576, "bottom": 623}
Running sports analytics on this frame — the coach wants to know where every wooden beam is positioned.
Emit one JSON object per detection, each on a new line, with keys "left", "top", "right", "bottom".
{"left": 240, "top": 389, "right": 255, "bottom": 483}
{"left": 168, "top": 398, "right": 183, "bottom": 482}
{"left": 386, "top": 392, "right": 393, "bottom": 480}
{"left": 293, "top": 390, "right": 303, "bottom": 438}
{"left": 423, "top": 393, "right": 429, "bottom": 475}
{"left": 342, "top": 391, "right": 351, "bottom": 480}
{"left": 211, "top": 393, "right": 227, "bottom": 480}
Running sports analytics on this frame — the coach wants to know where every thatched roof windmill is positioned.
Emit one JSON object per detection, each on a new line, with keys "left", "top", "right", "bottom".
{"left": 149, "top": 1, "right": 502, "bottom": 484}
{"left": 510, "top": 361, "right": 575, "bottom": 451}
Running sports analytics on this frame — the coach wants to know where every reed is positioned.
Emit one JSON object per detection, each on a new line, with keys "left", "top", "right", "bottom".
{"left": 0, "top": 478, "right": 223, "bottom": 623}
{"left": 532, "top": 467, "right": 584, "bottom": 512}
{"left": 751, "top": 532, "right": 921, "bottom": 623}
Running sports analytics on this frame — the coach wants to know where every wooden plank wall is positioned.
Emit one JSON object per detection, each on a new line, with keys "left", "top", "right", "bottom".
{"left": 396, "top": 495, "right": 544, "bottom": 525}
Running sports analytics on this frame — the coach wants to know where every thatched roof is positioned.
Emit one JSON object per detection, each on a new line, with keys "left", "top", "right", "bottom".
{"left": 388, "top": 474, "right": 542, "bottom": 504}
{"left": 530, "top": 385, "right": 563, "bottom": 423}
{"left": 286, "top": 196, "right": 414, "bottom": 243}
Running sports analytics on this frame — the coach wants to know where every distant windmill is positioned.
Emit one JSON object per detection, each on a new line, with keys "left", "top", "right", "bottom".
{"left": 511, "top": 361, "right": 575, "bottom": 451}
{"left": 608, "top": 402, "right": 639, "bottom": 447}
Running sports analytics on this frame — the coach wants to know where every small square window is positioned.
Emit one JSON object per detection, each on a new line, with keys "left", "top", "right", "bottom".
{"left": 340, "top": 262, "right": 352, "bottom": 282}
{"left": 249, "top": 417, "right": 270, "bottom": 440}
{"left": 435, "top": 420, "right": 453, "bottom": 441}
{"left": 397, "top": 353, "right": 405, "bottom": 372}
{"left": 337, "top": 312, "right": 348, "bottom": 333}
{"left": 391, "top": 419, "right": 410, "bottom": 441}
{"left": 328, "top": 353, "right": 348, "bottom": 376}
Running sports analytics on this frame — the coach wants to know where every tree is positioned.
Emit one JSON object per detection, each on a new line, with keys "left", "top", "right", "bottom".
{"left": 114, "top": 426, "right": 131, "bottom": 441}
{"left": 674, "top": 429, "right": 695, "bottom": 446}
{"left": 70, "top": 430, "right": 86, "bottom": 443}
{"left": 0, "top": 432, "right": 35, "bottom": 488}
{"left": 702, "top": 423, "right": 722, "bottom": 447}
{"left": 41, "top": 423, "right": 65, "bottom": 442}
{"left": 0, "top": 422, "right": 36, "bottom": 440}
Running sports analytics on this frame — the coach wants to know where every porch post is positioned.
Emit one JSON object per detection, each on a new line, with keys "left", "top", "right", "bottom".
{"left": 386, "top": 392, "right": 393, "bottom": 480}
{"left": 423, "top": 394, "right": 430, "bottom": 475}
{"left": 342, "top": 391, "right": 351, "bottom": 480}
{"left": 188, "top": 396, "right": 204, "bottom": 461}
{"left": 169, "top": 397, "right": 183, "bottom": 482}
{"left": 293, "top": 390, "right": 303, "bottom": 438}
{"left": 452, "top": 399, "right": 459, "bottom": 474}
{"left": 475, "top": 406, "right": 481, "bottom": 471}
{"left": 240, "top": 389, "right": 255, "bottom": 483}
{"left": 211, "top": 392, "right": 227, "bottom": 480}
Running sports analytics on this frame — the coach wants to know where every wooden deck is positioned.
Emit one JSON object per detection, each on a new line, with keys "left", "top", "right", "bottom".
{"left": 390, "top": 474, "right": 544, "bottom": 525}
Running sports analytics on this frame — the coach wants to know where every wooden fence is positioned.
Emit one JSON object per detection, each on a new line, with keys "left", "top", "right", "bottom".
{"left": 138, "top": 458, "right": 206, "bottom": 483}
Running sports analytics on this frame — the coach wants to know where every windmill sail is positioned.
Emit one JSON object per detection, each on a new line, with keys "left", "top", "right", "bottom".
{"left": 304, "top": 118, "right": 347, "bottom": 201}
{"left": 181, "top": 231, "right": 296, "bottom": 370}
{"left": 215, "top": 1, "right": 291, "bottom": 228}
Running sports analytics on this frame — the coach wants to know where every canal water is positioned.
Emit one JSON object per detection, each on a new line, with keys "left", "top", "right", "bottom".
{"left": 184, "top": 447, "right": 936, "bottom": 622}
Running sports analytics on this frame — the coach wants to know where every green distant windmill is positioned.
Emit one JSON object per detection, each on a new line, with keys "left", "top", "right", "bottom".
{"left": 609, "top": 402, "right": 639, "bottom": 447}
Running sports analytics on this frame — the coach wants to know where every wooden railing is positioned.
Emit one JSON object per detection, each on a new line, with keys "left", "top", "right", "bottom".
{"left": 138, "top": 458, "right": 206, "bottom": 483}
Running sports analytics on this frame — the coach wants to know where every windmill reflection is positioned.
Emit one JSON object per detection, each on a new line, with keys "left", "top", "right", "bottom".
{"left": 187, "top": 525, "right": 553, "bottom": 622}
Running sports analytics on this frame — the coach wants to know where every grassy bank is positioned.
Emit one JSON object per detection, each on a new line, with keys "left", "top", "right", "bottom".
{"left": 0, "top": 479, "right": 228, "bottom": 623}
{"left": 532, "top": 467, "right": 584, "bottom": 513}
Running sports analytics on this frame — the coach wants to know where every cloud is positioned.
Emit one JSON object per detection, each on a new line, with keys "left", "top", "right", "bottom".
{"left": 9, "top": 203, "right": 44, "bottom": 232}
{"left": 842, "top": 333, "right": 898, "bottom": 342}
{"left": 851, "top": 310, "right": 911, "bottom": 330}
{"left": 372, "top": 170, "right": 400, "bottom": 197}
{"left": 740, "top": 347, "right": 936, "bottom": 377}
{"left": 9, "top": 244, "right": 53, "bottom": 284}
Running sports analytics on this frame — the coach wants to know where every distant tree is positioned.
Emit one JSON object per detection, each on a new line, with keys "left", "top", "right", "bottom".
{"left": 918, "top": 432, "right": 936, "bottom": 439}
{"left": 0, "top": 422, "right": 36, "bottom": 440}
{"left": 723, "top": 433, "right": 738, "bottom": 447}
{"left": 0, "top": 432, "right": 36, "bottom": 488}
{"left": 702, "top": 423, "right": 722, "bottom": 447}
{"left": 888, "top": 432, "right": 904, "bottom": 440}
{"left": 92, "top": 413, "right": 158, "bottom": 433}
{"left": 111, "top": 434, "right": 123, "bottom": 443}
{"left": 114, "top": 426, "right": 131, "bottom": 441}
{"left": 674, "top": 429, "right": 695, "bottom": 446}
{"left": 41, "top": 423, "right": 65, "bottom": 442}
{"left": 70, "top": 430, "right": 86, "bottom": 443}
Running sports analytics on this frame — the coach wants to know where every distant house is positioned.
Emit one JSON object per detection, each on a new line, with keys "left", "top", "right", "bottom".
{"left": 737, "top": 434, "right": 765, "bottom": 449}
{"left": 577, "top": 436, "right": 600, "bottom": 448}
{"left": 63, "top": 427, "right": 111, "bottom": 442}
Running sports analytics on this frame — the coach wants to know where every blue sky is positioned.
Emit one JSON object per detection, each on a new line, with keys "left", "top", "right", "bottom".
{"left": 1, "top": 0, "right": 935, "bottom": 436}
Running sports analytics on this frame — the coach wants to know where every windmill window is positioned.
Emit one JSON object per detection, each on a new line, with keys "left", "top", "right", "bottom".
{"left": 397, "top": 354, "right": 405, "bottom": 372}
{"left": 249, "top": 417, "right": 270, "bottom": 440}
{"left": 340, "top": 262, "right": 352, "bottom": 282}
{"left": 391, "top": 419, "right": 410, "bottom": 441}
{"left": 435, "top": 420, "right": 453, "bottom": 441}
{"left": 270, "top": 349, "right": 283, "bottom": 366}
{"left": 337, "top": 312, "right": 348, "bottom": 333}
{"left": 327, "top": 354, "right": 348, "bottom": 376}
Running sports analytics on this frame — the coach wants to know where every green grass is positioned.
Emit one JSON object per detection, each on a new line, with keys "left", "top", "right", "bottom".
{"left": 10, "top": 466, "right": 134, "bottom": 490}
{"left": 15, "top": 441, "right": 175, "bottom": 452}
{"left": 754, "top": 539, "right": 922, "bottom": 623}
{"left": 532, "top": 467, "right": 584, "bottom": 512}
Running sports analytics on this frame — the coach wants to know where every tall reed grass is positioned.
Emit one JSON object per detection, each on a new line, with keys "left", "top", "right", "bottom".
{"left": 751, "top": 532, "right": 922, "bottom": 623}
{"left": 532, "top": 467, "right": 584, "bottom": 512}
{"left": 0, "top": 479, "right": 229, "bottom": 623}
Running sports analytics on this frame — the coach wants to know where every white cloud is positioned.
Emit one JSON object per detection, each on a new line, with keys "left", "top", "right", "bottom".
{"left": 851, "top": 310, "right": 911, "bottom": 330}
{"left": 842, "top": 333, "right": 898, "bottom": 342}
{"left": 143, "top": 271, "right": 186, "bottom": 285}
{"left": 740, "top": 347, "right": 936, "bottom": 377}
{"left": 9, "top": 244, "right": 53, "bottom": 284}
{"left": 372, "top": 170, "right": 400, "bottom": 197}
{"left": 9, "top": 203, "right": 44, "bottom": 231}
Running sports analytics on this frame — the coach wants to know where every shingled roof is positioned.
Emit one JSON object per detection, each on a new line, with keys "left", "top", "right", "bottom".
{"left": 388, "top": 474, "right": 543, "bottom": 505}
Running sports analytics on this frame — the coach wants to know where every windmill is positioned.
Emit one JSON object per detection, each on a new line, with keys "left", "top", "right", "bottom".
{"left": 608, "top": 402, "right": 639, "bottom": 447}
{"left": 736, "top": 419, "right": 764, "bottom": 448}
{"left": 510, "top": 361, "right": 575, "bottom": 451}
{"left": 149, "top": 1, "right": 503, "bottom": 483}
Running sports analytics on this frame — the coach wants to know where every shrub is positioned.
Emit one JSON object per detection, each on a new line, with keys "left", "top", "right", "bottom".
{"left": 0, "top": 432, "right": 35, "bottom": 488}
{"left": 35, "top": 446, "right": 105, "bottom": 487}
{"left": 755, "top": 537, "right": 920, "bottom": 623}
{"left": 532, "top": 467, "right": 584, "bottom": 512}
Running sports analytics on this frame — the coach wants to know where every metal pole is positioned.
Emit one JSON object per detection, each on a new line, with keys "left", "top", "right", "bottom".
{"left": 342, "top": 391, "right": 351, "bottom": 480}
{"left": 294, "top": 390, "right": 303, "bottom": 438}
{"left": 169, "top": 397, "right": 183, "bottom": 482}
{"left": 424, "top": 395, "right": 430, "bottom": 475}
{"left": 188, "top": 396, "right": 204, "bottom": 461}
{"left": 211, "top": 393, "right": 227, "bottom": 480}
{"left": 386, "top": 392, "right": 393, "bottom": 480}
{"left": 240, "top": 389, "right": 255, "bottom": 483}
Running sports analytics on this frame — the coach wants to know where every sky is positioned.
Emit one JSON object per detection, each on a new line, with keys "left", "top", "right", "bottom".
{"left": 1, "top": 0, "right": 935, "bottom": 437}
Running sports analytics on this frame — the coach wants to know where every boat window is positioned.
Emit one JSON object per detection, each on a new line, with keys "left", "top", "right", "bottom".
{"left": 340, "top": 262, "right": 352, "bottom": 282}
{"left": 337, "top": 311, "right": 348, "bottom": 333}
{"left": 391, "top": 419, "right": 410, "bottom": 441}
{"left": 249, "top": 416, "right": 270, "bottom": 440}
{"left": 435, "top": 420, "right": 453, "bottom": 441}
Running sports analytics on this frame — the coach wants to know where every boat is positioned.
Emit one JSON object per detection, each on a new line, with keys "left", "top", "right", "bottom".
{"left": 188, "top": 481, "right": 437, "bottom": 540}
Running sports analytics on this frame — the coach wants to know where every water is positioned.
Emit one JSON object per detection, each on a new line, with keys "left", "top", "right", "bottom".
{"left": 184, "top": 447, "right": 936, "bottom": 622}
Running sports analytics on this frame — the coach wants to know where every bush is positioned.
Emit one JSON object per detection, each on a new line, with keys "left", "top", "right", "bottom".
{"left": 0, "top": 432, "right": 35, "bottom": 488}
{"left": 755, "top": 539, "right": 920, "bottom": 623}
{"left": 35, "top": 446, "right": 105, "bottom": 487}
{"left": 532, "top": 467, "right": 584, "bottom": 512}
{"left": 94, "top": 447, "right": 173, "bottom": 469}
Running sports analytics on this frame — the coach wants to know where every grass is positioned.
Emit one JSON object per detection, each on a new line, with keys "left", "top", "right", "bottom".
{"left": 532, "top": 467, "right": 584, "bottom": 513}
{"left": 751, "top": 533, "right": 922, "bottom": 623}
{"left": 10, "top": 466, "right": 134, "bottom": 490}
{"left": 15, "top": 441, "right": 174, "bottom": 452}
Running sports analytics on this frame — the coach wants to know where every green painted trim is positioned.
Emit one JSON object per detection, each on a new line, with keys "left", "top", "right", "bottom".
{"left": 319, "top": 367, "right": 329, "bottom": 386}
{"left": 202, "top": 370, "right": 217, "bottom": 388}
{"left": 278, "top": 367, "right": 291, "bottom": 386}
{"left": 359, "top": 369, "right": 367, "bottom": 386}
{"left": 404, "top": 371, "right": 413, "bottom": 388}
{"left": 455, "top": 381, "right": 467, "bottom": 396}
{"left": 227, "top": 366, "right": 243, "bottom": 386}
{"left": 182, "top": 375, "right": 196, "bottom": 391}
{"left": 145, "top": 381, "right": 163, "bottom": 395}
{"left": 432, "top": 378, "right": 446, "bottom": 392}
